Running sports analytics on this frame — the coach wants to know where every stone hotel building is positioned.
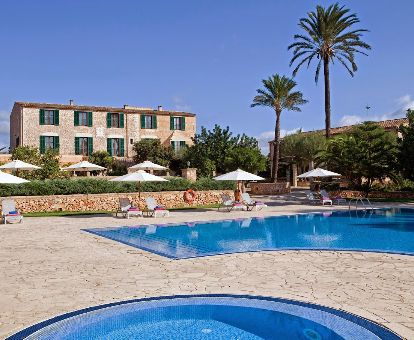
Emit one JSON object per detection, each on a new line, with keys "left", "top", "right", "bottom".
{"left": 10, "top": 101, "right": 196, "bottom": 163}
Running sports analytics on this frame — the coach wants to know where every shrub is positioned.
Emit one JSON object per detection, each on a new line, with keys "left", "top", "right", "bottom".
{"left": 0, "top": 177, "right": 235, "bottom": 197}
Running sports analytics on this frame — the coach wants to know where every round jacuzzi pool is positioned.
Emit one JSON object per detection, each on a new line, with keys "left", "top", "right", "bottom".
{"left": 9, "top": 295, "right": 400, "bottom": 340}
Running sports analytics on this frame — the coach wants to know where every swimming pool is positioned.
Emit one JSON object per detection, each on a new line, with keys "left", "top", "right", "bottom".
{"left": 84, "top": 208, "right": 414, "bottom": 259}
{"left": 8, "top": 295, "right": 400, "bottom": 339}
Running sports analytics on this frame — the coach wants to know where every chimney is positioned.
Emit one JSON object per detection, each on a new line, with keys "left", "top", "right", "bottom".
{"left": 69, "top": 99, "right": 74, "bottom": 106}
{"left": 157, "top": 105, "right": 163, "bottom": 111}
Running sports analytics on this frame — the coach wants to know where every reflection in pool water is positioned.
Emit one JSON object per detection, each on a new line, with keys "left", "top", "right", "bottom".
{"left": 85, "top": 208, "right": 414, "bottom": 259}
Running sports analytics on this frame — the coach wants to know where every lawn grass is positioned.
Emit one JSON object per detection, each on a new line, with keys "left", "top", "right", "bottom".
{"left": 22, "top": 203, "right": 221, "bottom": 217}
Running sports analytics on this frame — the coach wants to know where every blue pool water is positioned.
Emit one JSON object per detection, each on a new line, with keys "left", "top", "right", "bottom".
{"left": 84, "top": 208, "right": 414, "bottom": 259}
{"left": 9, "top": 295, "right": 400, "bottom": 339}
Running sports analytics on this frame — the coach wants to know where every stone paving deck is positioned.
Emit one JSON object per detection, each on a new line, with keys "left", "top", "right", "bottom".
{"left": 1, "top": 202, "right": 414, "bottom": 339}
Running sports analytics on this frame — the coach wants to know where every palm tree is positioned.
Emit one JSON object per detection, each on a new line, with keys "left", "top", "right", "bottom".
{"left": 251, "top": 74, "right": 307, "bottom": 182}
{"left": 288, "top": 3, "right": 371, "bottom": 138}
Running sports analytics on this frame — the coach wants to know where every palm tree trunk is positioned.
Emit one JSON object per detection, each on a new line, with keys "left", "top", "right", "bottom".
{"left": 272, "top": 110, "right": 282, "bottom": 182}
{"left": 323, "top": 57, "right": 331, "bottom": 139}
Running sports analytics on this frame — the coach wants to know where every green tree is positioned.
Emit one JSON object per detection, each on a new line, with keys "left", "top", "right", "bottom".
{"left": 251, "top": 74, "right": 307, "bottom": 182}
{"left": 132, "top": 139, "right": 174, "bottom": 167}
{"left": 11, "top": 146, "right": 41, "bottom": 165}
{"left": 183, "top": 125, "right": 265, "bottom": 178}
{"left": 89, "top": 151, "right": 114, "bottom": 170}
{"left": 398, "top": 109, "right": 414, "bottom": 180}
{"left": 280, "top": 131, "right": 326, "bottom": 167}
{"left": 288, "top": 3, "right": 371, "bottom": 138}
{"left": 224, "top": 146, "right": 266, "bottom": 174}
{"left": 318, "top": 122, "right": 398, "bottom": 193}
{"left": 11, "top": 146, "right": 63, "bottom": 180}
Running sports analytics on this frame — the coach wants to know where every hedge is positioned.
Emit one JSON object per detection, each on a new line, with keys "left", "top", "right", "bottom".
{"left": 0, "top": 177, "right": 236, "bottom": 197}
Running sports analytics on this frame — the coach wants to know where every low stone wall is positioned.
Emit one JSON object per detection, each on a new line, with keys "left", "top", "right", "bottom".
{"left": 333, "top": 190, "right": 414, "bottom": 199}
{"left": 250, "top": 182, "right": 291, "bottom": 195}
{"left": 1, "top": 190, "right": 234, "bottom": 213}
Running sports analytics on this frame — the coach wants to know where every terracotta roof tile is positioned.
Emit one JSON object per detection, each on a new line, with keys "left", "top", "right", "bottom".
{"left": 14, "top": 101, "right": 196, "bottom": 117}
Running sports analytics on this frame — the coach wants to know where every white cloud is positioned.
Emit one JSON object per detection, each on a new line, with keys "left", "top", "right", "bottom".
{"left": 338, "top": 94, "right": 414, "bottom": 127}
{"left": 172, "top": 96, "right": 191, "bottom": 112}
{"left": 339, "top": 115, "right": 363, "bottom": 126}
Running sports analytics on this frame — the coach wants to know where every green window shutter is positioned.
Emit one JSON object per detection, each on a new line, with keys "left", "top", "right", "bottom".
{"left": 74, "top": 137, "right": 80, "bottom": 155}
{"left": 39, "top": 109, "right": 45, "bottom": 125}
{"left": 119, "top": 113, "right": 124, "bottom": 128}
{"left": 180, "top": 141, "right": 186, "bottom": 147}
{"left": 119, "top": 138, "right": 125, "bottom": 157}
{"left": 88, "top": 137, "right": 93, "bottom": 155}
{"left": 74, "top": 111, "right": 79, "bottom": 126}
{"left": 153, "top": 115, "right": 157, "bottom": 129}
{"left": 107, "top": 138, "right": 112, "bottom": 156}
{"left": 106, "top": 112, "right": 112, "bottom": 128}
{"left": 181, "top": 117, "right": 186, "bottom": 130}
{"left": 170, "top": 116, "right": 174, "bottom": 130}
{"left": 170, "top": 141, "right": 175, "bottom": 150}
{"left": 88, "top": 112, "right": 93, "bottom": 127}
{"left": 39, "top": 136, "right": 46, "bottom": 154}
{"left": 54, "top": 136, "right": 60, "bottom": 150}
{"left": 140, "top": 115, "right": 145, "bottom": 128}
{"left": 54, "top": 110, "right": 59, "bottom": 126}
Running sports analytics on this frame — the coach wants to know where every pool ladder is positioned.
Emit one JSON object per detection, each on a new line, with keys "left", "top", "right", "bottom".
{"left": 348, "top": 197, "right": 373, "bottom": 210}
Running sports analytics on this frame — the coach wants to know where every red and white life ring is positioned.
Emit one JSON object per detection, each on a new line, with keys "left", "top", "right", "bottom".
{"left": 183, "top": 189, "right": 197, "bottom": 204}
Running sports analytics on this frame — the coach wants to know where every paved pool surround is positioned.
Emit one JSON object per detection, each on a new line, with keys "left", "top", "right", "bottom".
{"left": 1, "top": 201, "right": 414, "bottom": 339}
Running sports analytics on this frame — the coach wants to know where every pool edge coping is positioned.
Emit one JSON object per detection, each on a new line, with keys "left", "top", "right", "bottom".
{"left": 6, "top": 294, "right": 402, "bottom": 340}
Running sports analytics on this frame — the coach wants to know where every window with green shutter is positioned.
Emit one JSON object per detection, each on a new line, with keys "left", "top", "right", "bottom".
{"left": 40, "top": 136, "right": 46, "bottom": 153}
{"left": 74, "top": 111, "right": 80, "bottom": 126}
{"left": 171, "top": 116, "right": 185, "bottom": 130}
{"left": 107, "top": 112, "right": 123, "bottom": 128}
{"left": 88, "top": 137, "right": 93, "bottom": 155}
{"left": 54, "top": 136, "right": 60, "bottom": 150}
{"left": 107, "top": 138, "right": 112, "bottom": 156}
{"left": 88, "top": 112, "right": 93, "bottom": 127}
{"left": 119, "top": 113, "right": 124, "bottom": 128}
{"left": 40, "top": 136, "right": 59, "bottom": 153}
{"left": 141, "top": 115, "right": 157, "bottom": 129}
{"left": 106, "top": 112, "right": 112, "bottom": 128}
{"left": 75, "top": 137, "right": 80, "bottom": 155}
{"left": 39, "top": 109, "right": 45, "bottom": 125}
{"left": 119, "top": 138, "right": 125, "bottom": 157}
{"left": 54, "top": 110, "right": 59, "bottom": 126}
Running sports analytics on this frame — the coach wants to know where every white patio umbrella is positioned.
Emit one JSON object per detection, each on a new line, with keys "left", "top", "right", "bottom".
{"left": 214, "top": 168, "right": 265, "bottom": 181}
{"left": 0, "top": 160, "right": 41, "bottom": 171}
{"left": 62, "top": 161, "right": 106, "bottom": 173}
{"left": 110, "top": 170, "right": 168, "bottom": 199}
{"left": 214, "top": 169, "right": 265, "bottom": 199}
{"left": 297, "top": 168, "right": 341, "bottom": 179}
{"left": 128, "top": 160, "right": 167, "bottom": 172}
{"left": 0, "top": 170, "right": 29, "bottom": 184}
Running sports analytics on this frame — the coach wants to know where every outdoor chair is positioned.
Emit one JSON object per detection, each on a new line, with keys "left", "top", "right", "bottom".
{"left": 2, "top": 199, "right": 23, "bottom": 224}
{"left": 307, "top": 192, "right": 332, "bottom": 206}
{"left": 145, "top": 197, "right": 170, "bottom": 218}
{"left": 116, "top": 197, "right": 143, "bottom": 219}
{"left": 320, "top": 189, "right": 347, "bottom": 205}
{"left": 241, "top": 193, "right": 267, "bottom": 211}
{"left": 218, "top": 193, "right": 244, "bottom": 212}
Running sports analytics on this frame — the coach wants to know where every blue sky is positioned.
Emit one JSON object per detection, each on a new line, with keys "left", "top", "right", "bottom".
{"left": 0, "top": 0, "right": 413, "bottom": 152}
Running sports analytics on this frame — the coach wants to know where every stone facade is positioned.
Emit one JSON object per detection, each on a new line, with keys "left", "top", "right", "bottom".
{"left": 1, "top": 190, "right": 234, "bottom": 213}
{"left": 333, "top": 190, "right": 414, "bottom": 199}
{"left": 250, "top": 182, "right": 291, "bottom": 195}
{"left": 10, "top": 102, "right": 196, "bottom": 162}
